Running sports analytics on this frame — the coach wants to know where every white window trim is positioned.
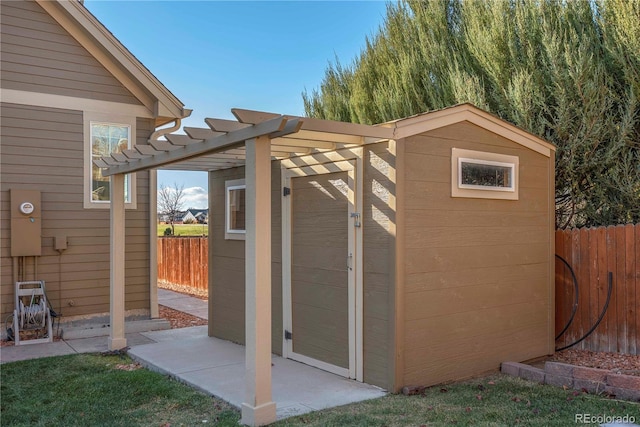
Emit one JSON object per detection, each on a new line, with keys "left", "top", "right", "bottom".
{"left": 83, "top": 112, "right": 137, "bottom": 209}
{"left": 225, "top": 178, "right": 246, "bottom": 240}
{"left": 451, "top": 148, "right": 519, "bottom": 200}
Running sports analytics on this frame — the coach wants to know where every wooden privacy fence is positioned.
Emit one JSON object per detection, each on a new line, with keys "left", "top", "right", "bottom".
{"left": 555, "top": 224, "right": 639, "bottom": 355}
{"left": 157, "top": 237, "right": 208, "bottom": 295}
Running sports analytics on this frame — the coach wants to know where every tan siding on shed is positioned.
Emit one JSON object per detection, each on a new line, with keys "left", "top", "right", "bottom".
{"left": 0, "top": 0, "right": 140, "bottom": 105}
{"left": 362, "top": 143, "right": 395, "bottom": 389}
{"left": 0, "top": 103, "right": 152, "bottom": 319}
{"left": 208, "top": 164, "right": 283, "bottom": 354}
{"left": 401, "top": 121, "right": 552, "bottom": 387}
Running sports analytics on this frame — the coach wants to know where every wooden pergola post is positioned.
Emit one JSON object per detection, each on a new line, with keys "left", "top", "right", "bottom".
{"left": 109, "top": 173, "right": 127, "bottom": 350}
{"left": 241, "top": 135, "right": 276, "bottom": 426}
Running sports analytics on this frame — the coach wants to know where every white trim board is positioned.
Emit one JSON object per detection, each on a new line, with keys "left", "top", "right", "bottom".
{"left": 0, "top": 88, "right": 154, "bottom": 117}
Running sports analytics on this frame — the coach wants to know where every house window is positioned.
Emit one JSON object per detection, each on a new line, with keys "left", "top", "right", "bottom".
{"left": 451, "top": 148, "right": 519, "bottom": 200}
{"left": 225, "top": 179, "right": 246, "bottom": 240}
{"left": 84, "top": 112, "right": 136, "bottom": 209}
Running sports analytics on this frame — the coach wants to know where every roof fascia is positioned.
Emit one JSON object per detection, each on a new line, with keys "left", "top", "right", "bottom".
{"left": 391, "top": 104, "right": 556, "bottom": 157}
{"left": 37, "top": 0, "right": 187, "bottom": 120}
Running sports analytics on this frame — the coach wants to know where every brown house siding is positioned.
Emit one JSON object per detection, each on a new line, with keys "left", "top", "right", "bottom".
{"left": 208, "top": 164, "right": 283, "bottom": 354}
{"left": 0, "top": 0, "right": 140, "bottom": 105}
{"left": 0, "top": 103, "right": 152, "bottom": 319}
{"left": 400, "top": 121, "right": 552, "bottom": 387}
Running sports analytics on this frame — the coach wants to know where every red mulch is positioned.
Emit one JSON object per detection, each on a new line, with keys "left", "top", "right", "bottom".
{"left": 158, "top": 304, "right": 207, "bottom": 329}
{"left": 550, "top": 348, "right": 640, "bottom": 377}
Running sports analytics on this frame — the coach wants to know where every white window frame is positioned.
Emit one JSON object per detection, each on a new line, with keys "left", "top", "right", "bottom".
{"left": 83, "top": 112, "right": 137, "bottom": 209}
{"left": 225, "top": 178, "right": 246, "bottom": 240}
{"left": 451, "top": 148, "right": 519, "bottom": 200}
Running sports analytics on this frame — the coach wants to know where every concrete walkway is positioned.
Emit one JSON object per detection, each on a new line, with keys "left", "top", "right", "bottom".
{"left": 158, "top": 288, "right": 208, "bottom": 319}
{"left": 1, "top": 288, "right": 387, "bottom": 420}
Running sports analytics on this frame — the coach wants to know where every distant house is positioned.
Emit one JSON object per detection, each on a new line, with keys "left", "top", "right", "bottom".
{"left": 182, "top": 208, "right": 208, "bottom": 224}
{"left": 0, "top": 0, "right": 189, "bottom": 326}
{"left": 158, "top": 210, "right": 185, "bottom": 224}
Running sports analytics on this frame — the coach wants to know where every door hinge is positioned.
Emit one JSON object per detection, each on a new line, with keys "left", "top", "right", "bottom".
{"left": 284, "top": 330, "right": 292, "bottom": 340}
{"left": 283, "top": 187, "right": 291, "bottom": 196}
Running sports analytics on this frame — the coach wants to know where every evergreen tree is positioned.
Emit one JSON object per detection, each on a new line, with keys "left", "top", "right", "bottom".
{"left": 303, "top": 0, "right": 640, "bottom": 228}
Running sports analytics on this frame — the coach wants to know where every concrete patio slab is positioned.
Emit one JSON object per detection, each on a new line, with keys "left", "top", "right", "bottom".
{"left": 129, "top": 329, "right": 386, "bottom": 420}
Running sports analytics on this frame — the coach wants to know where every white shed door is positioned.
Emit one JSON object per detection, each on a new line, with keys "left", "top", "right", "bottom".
{"left": 283, "top": 163, "right": 358, "bottom": 379}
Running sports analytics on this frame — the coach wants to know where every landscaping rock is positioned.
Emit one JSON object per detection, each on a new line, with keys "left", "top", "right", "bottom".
{"left": 544, "top": 361, "right": 574, "bottom": 377}
{"left": 545, "top": 373, "right": 573, "bottom": 388}
{"left": 519, "top": 365, "right": 545, "bottom": 384}
{"left": 606, "top": 373, "right": 640, "bottom": 391}
{"left": 501, "top": 361, "right": 528, "bottom": 377}
{"left": 572, "top": 366, "right": 608, "bottom": 382}
{"left": 604, "top": 386, "right": 640, "bottom": 402}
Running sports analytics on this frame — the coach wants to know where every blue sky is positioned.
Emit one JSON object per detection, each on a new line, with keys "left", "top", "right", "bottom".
{"left": 85, "top": 1, "right": 389, "bottom": 209}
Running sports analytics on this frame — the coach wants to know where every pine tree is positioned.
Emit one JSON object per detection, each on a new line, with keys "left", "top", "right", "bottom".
{"left": 304, "top": 0, "right": 640, "bottom": 228}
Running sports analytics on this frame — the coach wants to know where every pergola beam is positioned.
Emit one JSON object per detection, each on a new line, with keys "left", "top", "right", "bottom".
{"left": 271, "top": 136, "right": 336, "bottom": 150}
{"left": 232, "top": 108, "right": 394, "bottom": 139}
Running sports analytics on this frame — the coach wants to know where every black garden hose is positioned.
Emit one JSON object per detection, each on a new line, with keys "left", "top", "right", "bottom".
{"left": 556, "top": 271, "right": 613, "bottom": 352}
{"left": 554, "top": 254, "right": 579, "bottom": 340}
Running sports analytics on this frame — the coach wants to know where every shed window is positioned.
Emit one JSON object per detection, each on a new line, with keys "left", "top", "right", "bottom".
{"left": 225, "top": 179, "right": 246, "bottom": 240}
{"left": 451, "top": 148, "right": 519, "bottom": 200}
{"left": 459, "top": 159, "right": 514, "bottom": 190}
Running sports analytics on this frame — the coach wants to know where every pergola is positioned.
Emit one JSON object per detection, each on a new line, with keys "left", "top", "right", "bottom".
{"left": 96, "top": 109, "right": 393, "bottom": 426}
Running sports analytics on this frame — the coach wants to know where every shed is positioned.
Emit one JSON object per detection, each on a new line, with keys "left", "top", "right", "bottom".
{"left": 97, "top": 103, "right": 555, "bottom": 425}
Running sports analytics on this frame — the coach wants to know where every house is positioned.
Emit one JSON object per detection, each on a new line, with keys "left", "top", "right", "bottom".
{"left": 0, "top": 0, "right": 189, "bottom": 328}
{"left": 182, "top": 208, "right": 208, "bottom": 224}
{"left": 96, "top": 103, "right": 556, "bottom": 425}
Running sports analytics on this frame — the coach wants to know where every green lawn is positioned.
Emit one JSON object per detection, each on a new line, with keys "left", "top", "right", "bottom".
{"left": 158, "top": 223, "right": 208, "bottom": 236}
{"left": 2, "top": 353, "right": 638, "bottom": 426}
{"left": 0, "top": 354, "right": 237, "bottom": 427}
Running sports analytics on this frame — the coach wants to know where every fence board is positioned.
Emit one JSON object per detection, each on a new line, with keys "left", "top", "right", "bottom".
{"left": 556, "top": 224, "right": 640, "bottom": 355}
{"left": 157, "top": 237, "right": 208, "bottom": 295}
